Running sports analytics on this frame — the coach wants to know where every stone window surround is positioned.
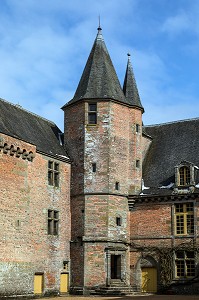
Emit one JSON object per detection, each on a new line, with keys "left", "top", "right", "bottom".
{"left": 174, "top": 202, "right": 194, "bottom": 236}
{"left": 47, "top": 209, "right": 59, "bottom": 235}
{"left": 175, "top": 250, "right": 195, "bottom": 278}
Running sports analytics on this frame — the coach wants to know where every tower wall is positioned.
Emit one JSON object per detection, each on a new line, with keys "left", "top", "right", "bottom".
{"left": 64, "top": 99, "right": 142, "bottom": 291}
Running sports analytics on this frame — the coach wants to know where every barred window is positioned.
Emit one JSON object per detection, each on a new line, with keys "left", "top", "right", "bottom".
{"left": 88, "top": 103, "right": 97, "bottom": 124}
{"left": 175, "top": 203, "right": 194, "bottom": 235}
{"left": 48, "top": 161, "right": 59, "bottom": 187}
{"left": 175, "top": 251, "right": 195, "bottom": 278}
{"left": 48, "top": 210, "right": 59, "bottom": 235}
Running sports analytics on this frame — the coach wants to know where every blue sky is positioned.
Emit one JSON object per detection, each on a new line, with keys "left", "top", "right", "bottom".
{"left": 0, "top": 0, "right": 199, "bottom": 130}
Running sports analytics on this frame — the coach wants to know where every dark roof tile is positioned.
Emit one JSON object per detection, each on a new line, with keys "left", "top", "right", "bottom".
{"left": 0, "top": 98, "right": 67, "bottom": 158}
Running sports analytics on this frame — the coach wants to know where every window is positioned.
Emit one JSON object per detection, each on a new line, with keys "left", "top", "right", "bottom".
{"left": 136, "top": 160, "right": 140, "bottom": 168}
{"left": 136, "top": 124, "right": 140, "bottom": 133}
{"left": 179, "top": 166, "right": 190, "bottom": 185}
{"left": 48, "top": 161, "right": 59, "bottom": 187}
{"left": 115, "top": 182, "right": 120, "bottom": 190}
{"left": 92, "top": 163, "right": 96, "bottom": 172}
{"left": 175, "top": 203, "right": 194, "bottom": 235}
{"left": 88, "top": 103, "right": 97, "bottom": 124}
{"left": 116, "top": 217, "right": 122, "bottom": 226}
{"left": 48, "top": 209, "right": 59, "bottom": 235}
{"left": 175, "top": 251, "right": 195, "bottom": 278}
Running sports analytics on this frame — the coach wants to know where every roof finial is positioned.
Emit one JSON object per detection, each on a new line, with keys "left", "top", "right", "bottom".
{"left": 98, "top": 15, "right": 102, "bottom": 31}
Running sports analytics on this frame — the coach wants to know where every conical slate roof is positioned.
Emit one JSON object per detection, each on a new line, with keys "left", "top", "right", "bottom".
{"left": 65, "top": 27, "right": 128, "bottom": 106}
{"left": 123, "top": 54, "right": 144, "bottom": 112}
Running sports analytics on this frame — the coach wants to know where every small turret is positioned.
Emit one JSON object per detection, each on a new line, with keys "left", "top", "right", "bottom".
{"left": 123, "top": 53, "right": 144, "bottom": 112}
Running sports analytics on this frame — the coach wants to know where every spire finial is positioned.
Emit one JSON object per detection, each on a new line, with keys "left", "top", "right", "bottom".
{"left": 127, "top": 53, "right": 131, "bottom": 57}
{"left": 98, "top": 15, "right": 102, "bottom": 31}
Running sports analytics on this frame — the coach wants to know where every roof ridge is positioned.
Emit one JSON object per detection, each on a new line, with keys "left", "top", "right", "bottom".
{"left": 0, "top": 97, "right": 56, "bottom": 126}
{"left": 144, "top": 117, "right": 199, "bottom": 127}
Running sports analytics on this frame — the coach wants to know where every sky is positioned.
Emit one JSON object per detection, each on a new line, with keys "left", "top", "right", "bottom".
{"left": 0, "top": 0, "right": 199, "bottom": 131}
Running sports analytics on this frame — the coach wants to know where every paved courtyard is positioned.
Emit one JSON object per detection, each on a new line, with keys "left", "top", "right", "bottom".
{"left": 42, "top": 295, "right": 199, "bottom": 300}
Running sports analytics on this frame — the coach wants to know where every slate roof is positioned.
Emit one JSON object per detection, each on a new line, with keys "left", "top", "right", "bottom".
{"left": 142, "top": 118, "right": 199, "bottom": 195}
{"left": 123, "top": 54, "right": 144, "bottom": 112}
{"left": 0, "top": 98, "right": 68, "bottom": 159}
{"left": 63, "top": 28, "right": 142, "bottom": 108}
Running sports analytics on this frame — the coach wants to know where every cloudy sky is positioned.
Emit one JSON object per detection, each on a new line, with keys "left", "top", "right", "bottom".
{"left": 0, "top": 0, "right": 199, "bottom": 130}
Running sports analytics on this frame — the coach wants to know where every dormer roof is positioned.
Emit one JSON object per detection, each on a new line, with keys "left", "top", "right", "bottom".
{"left": 123, "top": 54, "right": 144, "bottom": 112}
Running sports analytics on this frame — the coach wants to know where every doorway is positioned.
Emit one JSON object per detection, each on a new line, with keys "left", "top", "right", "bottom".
{"left": 111, "top": 255, "right": 121, "bottom": 279}
{"left": 141, "top": 267, "right": 157, "bottom": 292}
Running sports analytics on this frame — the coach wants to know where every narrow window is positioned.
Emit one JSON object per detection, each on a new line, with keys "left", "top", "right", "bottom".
{"left": 92, "top": 163, "right": 96, "bottom": 172}
{"left": 48, "top": 161, "right": 59, "bottom": 187}
{"left": 175, "top": 203, "right": 194, "bottom": 235}
{"left": 175, "top": 251, "right": 195, "bottom": 278}
{"left": 48, "top": 209, "right": 59, "bottom": 235}
{"left": 115, "top": 182, "right": 120, "bottom": 190}
{"left": 136, "top": 160, "right": 140, "bottom": 168}
{"left": 179, "top": 166, "right": 190, "bottom": 185}
{"left": 88, "top": 103, "right": 97, "bottom": 124}
{"left": 136, "top": 124, "right": 140, "bottom": 133}
{"left": 116, "top": 217, "right": 122, "bottom": 226}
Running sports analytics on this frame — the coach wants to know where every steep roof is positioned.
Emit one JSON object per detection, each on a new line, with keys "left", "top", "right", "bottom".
{"left": 64, "top": 27, "right": 128, "bottom": 107}
{"left": 123, "top": 54, "right": 144, "bottom": 112}
{"left": 142, "top": 118, "right": 199, "bottom": 195}
{"left": 0, "top": 98, "right": 68, "bottom": 158}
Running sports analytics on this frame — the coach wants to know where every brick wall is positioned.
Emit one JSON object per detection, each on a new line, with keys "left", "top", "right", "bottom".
{"left": 64, "top": 100, "right": 142, "bottom": 290}
{"left": 0, "top": 133, "right": 71, "bottom": 296}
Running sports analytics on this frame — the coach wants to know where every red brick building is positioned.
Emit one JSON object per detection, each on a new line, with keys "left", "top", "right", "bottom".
{"left": 1, "top": 26, "right": 199, "bottom": 297}
{"left": 0, "top": 102, "right": 71, "bottom": 296}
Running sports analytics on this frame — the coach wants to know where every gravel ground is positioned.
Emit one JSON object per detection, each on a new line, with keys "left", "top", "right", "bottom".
{"left": 41, "top": 295, "right": 199, "bottom": 300}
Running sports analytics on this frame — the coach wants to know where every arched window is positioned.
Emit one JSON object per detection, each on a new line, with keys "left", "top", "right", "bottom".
{"left": 179, "top": 166, "right": 190, "bottom": 185}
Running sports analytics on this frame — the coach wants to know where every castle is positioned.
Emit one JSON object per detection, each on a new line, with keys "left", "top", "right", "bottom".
{"left": 1, "top": 26, "right": 199, "bottom": 296}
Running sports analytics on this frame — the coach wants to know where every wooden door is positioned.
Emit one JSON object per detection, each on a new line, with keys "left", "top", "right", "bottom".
{"left": 34, "top": 274, "right": 43, "bottom": 294}
{"left": 60, "top": 273, "right": 69, "bottom": 293}
{"left": 141, "top": 267, "right": 157, "bottom": 293}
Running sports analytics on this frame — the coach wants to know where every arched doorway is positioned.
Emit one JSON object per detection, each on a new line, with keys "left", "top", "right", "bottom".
{"left": 140, "top": 256, "right": 157, "bottom": 293}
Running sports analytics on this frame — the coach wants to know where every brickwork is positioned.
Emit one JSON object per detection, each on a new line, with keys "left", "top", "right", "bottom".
{"left": 129, "top": 198, "right": 199, "bottom": 293}
{"left": 0, "top": 133, "right": 71, "bottom": 296}
{"left": 63, "top": 99, "right": 142, "bottom": 292}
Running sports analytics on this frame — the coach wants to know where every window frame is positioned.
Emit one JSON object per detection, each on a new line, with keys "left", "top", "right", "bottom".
{"left": 174, "top": 203, "right": 194, "bottom": 236}
{"left": 175, "top": 250, "right": 195, "bottom": 278}
{"left": 179, "top": 166, "right": 190, "bottom": 186}
{"left": 48, "top": 209, "right": 59, "bottom": 235}
{"left": 48, "top": 161, "right": 60, "bottom": 187}
{"left": 88, "top": 103, "right": 97, "bottom": 125}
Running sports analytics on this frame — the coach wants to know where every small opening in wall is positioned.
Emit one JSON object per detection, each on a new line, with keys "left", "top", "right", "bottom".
{"left": 115, "top": 182, "right": 120, "bottom": 190}
{"left": 92, "top": 163, "right": 96, "bottom": 172}
{"left": 116, "top": 217, "right": 122, "bottom": 226}
{"left": 63, "top": 261, "right": 68, "bottom": 270}
{"left": 136, "top": 124, "right": 140, "bottom": 133}
{"left": 136, "top": 160, "right": 140, "bottom": 168}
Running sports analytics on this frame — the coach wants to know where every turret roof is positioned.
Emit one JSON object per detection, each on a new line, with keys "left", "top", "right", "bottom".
{"left": 123, "top": 54, "right": 144, "bottom": 112}
{"left": 64, "top": 27, "right": 130, "bottom": 107}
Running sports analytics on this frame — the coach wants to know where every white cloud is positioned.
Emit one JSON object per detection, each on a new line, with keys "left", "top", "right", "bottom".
{"left": 0, "top": 0, "right": 198, "bottom": 131}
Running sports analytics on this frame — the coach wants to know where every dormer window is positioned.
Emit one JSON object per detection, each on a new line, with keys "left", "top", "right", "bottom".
{"left": 174, "top": 161, "right": 196, "bottom": 190}
{"left": 179, "top": 166, "right": 190, "bottom": 186}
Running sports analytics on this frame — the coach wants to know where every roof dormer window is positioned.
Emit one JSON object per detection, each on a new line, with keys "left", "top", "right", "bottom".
{"left": 174, "top": 161, "right": 197, "bottom": 194}
{"left": 179, "top": 166, "right": 190, "bottom": 186}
